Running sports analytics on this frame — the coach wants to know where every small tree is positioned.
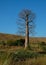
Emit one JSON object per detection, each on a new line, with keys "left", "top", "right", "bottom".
{"left": 17, "top": 9, "right": 35, "bottom": 49}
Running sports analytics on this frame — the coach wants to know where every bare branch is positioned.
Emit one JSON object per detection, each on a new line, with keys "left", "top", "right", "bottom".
{"left": 16, "top": 9, "right": 36, "bottom": 48}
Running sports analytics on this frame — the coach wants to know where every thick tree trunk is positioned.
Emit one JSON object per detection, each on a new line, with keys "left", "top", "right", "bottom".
{"left": 25, "top": 16, "right": 29, "bottom": 49}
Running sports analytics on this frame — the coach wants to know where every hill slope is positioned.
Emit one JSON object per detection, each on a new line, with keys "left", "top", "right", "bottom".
{"left": 0, "top": 33, "right": 46, "bottom": 43}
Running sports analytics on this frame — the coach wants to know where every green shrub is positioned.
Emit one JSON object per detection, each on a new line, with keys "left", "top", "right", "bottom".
{"left": 40, "top": 42, "right": 46, "bottom": 46}
{"left": 40, "top": 42, "right": 46, "bottom": 51}
{"left": 42, "top": 46, "right": 46, "bottom": 51}
{"left": 11, "top": 50, "right": 39, "bottom": 61}
{"left": 15, "top": 39, "right": 25, "bottom": 46}
{"left": 6, "top": 39, "right": 25, "bottom": 46}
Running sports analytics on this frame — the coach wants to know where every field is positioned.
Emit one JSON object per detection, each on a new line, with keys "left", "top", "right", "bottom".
{"left": 0, "top": 33, "right": 46, "bottom": 65}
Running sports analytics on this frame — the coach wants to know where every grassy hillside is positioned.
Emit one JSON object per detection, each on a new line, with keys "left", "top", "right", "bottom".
{"left": 0, "top": 33, "right": 46, "bottom": 65}
{"left": 0, "top": 33, "right": 46, "bottom": 52}
{"left": 0, "top": 33, "right": 46, "bottom": 43}
{"left": 0, "top": 33, "right": 23, "bottom": 41}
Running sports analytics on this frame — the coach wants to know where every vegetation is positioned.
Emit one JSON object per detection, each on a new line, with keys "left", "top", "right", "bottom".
{"left": 11, "top": 50, "right": 40, "bottom": 61}
{"left": 0, "top": 33, "right": 46, "bottom": 43}
{"left": 0, "top": 33, "right": 46, "bottom": 65}
{"left": 40, "top": 42, "right": 46, "bottom": 51}
{"left": 0, "top": 49, "right": 46, "bottom": 65}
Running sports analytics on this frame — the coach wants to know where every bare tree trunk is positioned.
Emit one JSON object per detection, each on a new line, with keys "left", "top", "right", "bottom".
{"left": 25, "top": 16, "right": 29, "bottom": 49}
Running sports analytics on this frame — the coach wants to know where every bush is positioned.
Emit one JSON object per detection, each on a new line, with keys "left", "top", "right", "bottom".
{"left": 42, "top": 46, "right": 46, "bottom": 51}
{"left": 6, "top": 39, "right": 25, "bottom": 46}
{"left": 40, "top": 42, "right": 46, "bottom": 46}
{"left": 15, "top": 39, "right": 25, "bottom": 46}
{"left": 40, "top": 42, "right": 46, "bottom": 51}
{"left": 11, "top": 50, "right": 39, "bottom": 61}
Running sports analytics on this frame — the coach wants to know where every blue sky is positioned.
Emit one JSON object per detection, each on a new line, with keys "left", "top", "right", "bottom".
{"left": 0, "top": 0, "right": 46, "bottom": 37}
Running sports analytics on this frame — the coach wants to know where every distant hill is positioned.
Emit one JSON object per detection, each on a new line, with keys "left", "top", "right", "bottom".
{"left": 0, "top": 33, "right": 46, "bottom": 43}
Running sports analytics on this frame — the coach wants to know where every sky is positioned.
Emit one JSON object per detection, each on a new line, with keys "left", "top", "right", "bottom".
{"left": 0, "top": 0, "right": 46, "bottom": 37}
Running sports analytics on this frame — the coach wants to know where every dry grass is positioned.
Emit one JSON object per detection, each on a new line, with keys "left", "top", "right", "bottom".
{"left": 0, "top": 33, "right": 46, "bottom": 43}
{"left": 0, "top": 46, "right": 46, "bottom": 65}
{"left": 9, "top": 56, "right": 46, "bottom": 65}
{"left": 0, "top": 33, "right": 46, "bottom": 65}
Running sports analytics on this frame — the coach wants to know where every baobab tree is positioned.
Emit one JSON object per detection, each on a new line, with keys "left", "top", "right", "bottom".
{"left": 17, "top": 9, "right": 35, "bottom": 49}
